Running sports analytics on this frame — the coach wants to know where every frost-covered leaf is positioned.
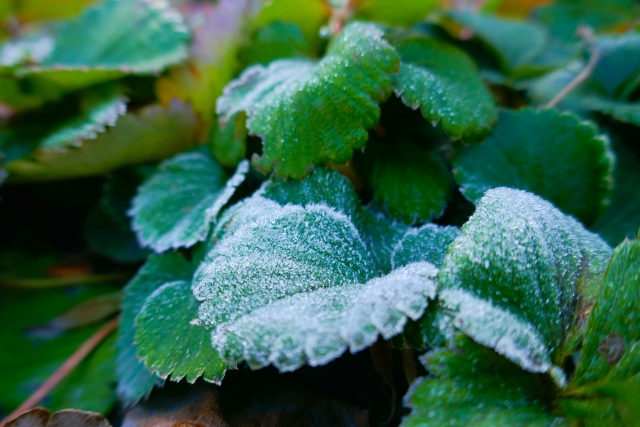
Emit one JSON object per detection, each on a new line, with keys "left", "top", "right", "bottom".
{"left": 129, "top": 149, "right": 249, "bottom": 253}
{"left": 19, "top": 0, "right": 190, "bottom": 90}
{"left": 355, "top": 139, "right": 452, "bottom": 224}
{"left": 260, "top": 166, "right": 407, "bottom": 274}
{"left": 116, "top": 252, "right": 193, "bottom": 403}
{"left": 216, "top": 21, "right": 399, "bottom": 179}
{"left": 1, "top": 286, "right": 119, "bottom": 414}
{"left": 562, "top": 236, "right": 640, "bottom": 426}
{"left": 452, "top": 108, "right": 614, "bottom": 225}
{"left": 446, "top": 11, "right": 551, "bottom": 76}
{"left": 210, "top": 111, "right": 248, "bottom": 168}
{"left": 402, "top": 334, "right": 564, "bottom": 427}
{"left": 392, "top": 36, "right": 497, "bottom": 139}
{"left": 533, "top": 0, "right": 639, "bottom": 41}
{"left": 590, "top": 142, "right": 640, "bottom": 246}
{"left": 207, "top": 260, "right": 437, "bottom": 372}
{"left": 584, "top": 97, "right": 640, "bottom": 127}
{"left": 193, "top": 203, "right": 436, "bottom": 370}
{"left": 354, "top": 0, "right": 438, "bottom": 26}
{"left": 391, "top": 223, "right": 460, "bottom": 269}
{"left": 135, "top": 280, "right": 227, "bottom": 383}
{"left": 5, "top": 101, "right": 200, "bottom": 181}
{"left": 591, "top": 34, "right": 640, "bottom": 99}
{"left": 438, "top": 188, "right": 613, "bottom": 373}
{"left": 240, "top": 21, "right": 312, "bottom": 66}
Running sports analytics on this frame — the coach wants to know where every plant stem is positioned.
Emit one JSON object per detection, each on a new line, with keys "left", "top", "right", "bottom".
{"left": 400, "top": 348, "right": 419, "bottom": 386}
{"left": 543, "top": 26, "right": 600, "bottom": 109}
{"left": 0, "top": 273, "right": 130, "bottom": 289}
{"left": 0, "top": 316, "right": 120, "bottom": 426}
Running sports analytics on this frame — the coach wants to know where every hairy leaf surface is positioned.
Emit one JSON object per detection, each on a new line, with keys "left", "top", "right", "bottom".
{"left": 391, "top": 223, "right": 460, "bottom": 269}
{"left": 402, "top": 335, "right": 563, "bottom": 427}
{"left": 392, "top": 37, "right": 497, "bottom": 139}
{"left": 438, "top": 188, "right": 612, "bottom": 373}
{"left": 216, "top": 22, "right": 399, "bottom": 178}
{"left": 453, "top": 108, "right": 614, "bottom": 225}
{"left": 130, "top": 150, "right": 249, "bottom": 253}
{"left": 135, "top": 280, "right": 227, "bottom": 384}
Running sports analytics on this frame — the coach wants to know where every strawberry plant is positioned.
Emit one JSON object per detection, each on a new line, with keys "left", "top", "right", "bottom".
{"left": 1, "top": 0, "right": 639, "bottom": 426}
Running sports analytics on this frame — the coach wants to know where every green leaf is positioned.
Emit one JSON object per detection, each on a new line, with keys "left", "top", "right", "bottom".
{"left": 591, "top": 34, "right": 640, "bottom": 99}
{"left": 392, "top": 36, "right": 498, "bottom": 139}
{"left": 402, "top": 334, "right": 564, "bottom": 427}
{"left": 195, "top": 203, "right": 426, "bottom": 370}
{"left": 356, "top": 139, "right": 452, "bottom": 224}
{"left": 216, "top": 21, "right": 399, "bottom": 179}
{"left": 135, "top": 280, "right": 227, "bottom": 383}
{"left": 563, "top": 236, "right": 640, "bottom": 426}
{"left": 354, "top": 0, "right": 438, "bottom": 26}
{"left": 438, "top": 188, "right": 612, "bottom": 373}
{"left": 584, "top": 97, "right": 640, "bottom": 127}
{"left": 260, "top": 165, "right": 408, "bottom": 274}
{"left": 116, "top": 252, "right": 193, "bottom": 403}
{"left": 391, "top": 223, "right": 460, "bottom": 269}
{"left": 129, "top": 149, "right": 249, "bottom": 253}
{"left": 19, "top": 0, "right": 190, "bottom": 90}
{"left": 533, "top": 0, "right": 639, "bottom": 41}
{"left": 240, "top": 21, "right": 312, "bottom": 66}
{"left": 210, "top": 111, "right": 248, "bottom": 168}
{"left": 5, "top": 101, "right": 200, "bottom": 182}
{"left": 250, "top": 0, "right": 329, "bottom": 47}
{"left": 0, "top": 286, "right": 119, "bottom": 414}
{"left": 452, "top": 108, "right": 614, "bottom": 225}
{"left": 590, "top": 142, "right": 640, "bottom": 246}
{"left": 446, "top": 11, "right": 551, "bottom": 76}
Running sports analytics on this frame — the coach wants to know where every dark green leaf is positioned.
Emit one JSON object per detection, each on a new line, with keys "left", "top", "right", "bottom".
{"left": 356, "top": 139, "right": 452, "bottom": 224}
{"left": 210, "top": 112, "right": 248, "bottom": 169}
{"left": 392, "top": 36, "right": 498, "bottom": 139}
{"left": 402, "top": 334, "right": 564, "bottom": 427}
{"left": 452, "top": 108, "right": 614, "bottom": 225}
{"left": 116, "top": 252, "right": 193, "bottom": 403}
{"left": 129, "top": 149, "right": 249, "bottom": 253}
{"left": 590, "top": 142, "right": 640, "bottom": 246}
{"left": 591, "top": 34, "right": 640, "bottom": 99}
{"left": 216, "top": 21, "right": 399, "bottom": 179}
{"left": 438, "top": 188, "right": 612, "bottom": 373}
{"left": 584, "top": 97, "right": 640, "bottom": 127}
{"left": 135, "top": 280, "right": 227, "bottom": 383}
{"left": 240, "top": 21, "right": 311, "bottom": 66}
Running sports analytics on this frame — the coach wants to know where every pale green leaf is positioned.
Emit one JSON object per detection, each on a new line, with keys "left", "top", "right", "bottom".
{"left": 129, "top": 149, "right": 249, "bottom": 253}
{"left": 250, "top": 0, "right": 328, "bottom": 47}
{"left": 452, "top": 108, "right": 614, "bottom": 225}
{"left": 135, "top": 280, "right": 227, "bottom": 383}
{"left": 438, "top": 188, "right": 612, "bottom": 373}
{"left": 392, "top": 36, "right": 498, "bottom": 139}
{"left": 19, "top": 0, "right": 190, "bottom": 90}
{"left": 116, "top": 252, "right": 193, "bottom": 403}
{"left": 391, "top": 223, "right": 460, "bottom": 269}
{"left": 402, "top": 334, "right": 564, "bottom": 427}
{"left": 216, "top": 21, "right": 399, "bottom": 179}
{"left": 5, "top": 101, "right": 200, "bottom": 182}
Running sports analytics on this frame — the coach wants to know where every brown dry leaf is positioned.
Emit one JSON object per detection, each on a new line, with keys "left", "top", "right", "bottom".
{"left": 5, "top": 408, "right": 111, "bottom": 427}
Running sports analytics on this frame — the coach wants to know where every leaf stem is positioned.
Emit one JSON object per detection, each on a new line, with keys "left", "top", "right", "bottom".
{"left": 543, "top": 26, "right": 601, "bottom": 109}
{"left": 330, "top": 0, "right": 360, "bottom": 35}
{"left": 0, "top": 316, "right": 120, "bottom": 426}
{"left": 0, "top": 273, "right": 130, "bottom": 289}
{"left": 400, "top": 348, "right": 419, "bottom": 387}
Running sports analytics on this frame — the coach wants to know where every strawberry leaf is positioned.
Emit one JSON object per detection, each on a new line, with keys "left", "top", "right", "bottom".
{"left": 216, "top": 21, "right": 399, "bottom": 179}
{"left": 391, "top": 223, "right": 460, "bottom": 269}
{"left": 392, "top": 36, "right": 497, "bottom": 139}
{"left": 135, "top": 280, "right": 227, "bottom": 384}
{"left": 129, "top": 149, "right": 249, "bottom": 253}
{"left": 452, "top": 108, "right": 614, "bottom": 225}
{"left": 438, "top": 188, "right": 612, "bottom": 373}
